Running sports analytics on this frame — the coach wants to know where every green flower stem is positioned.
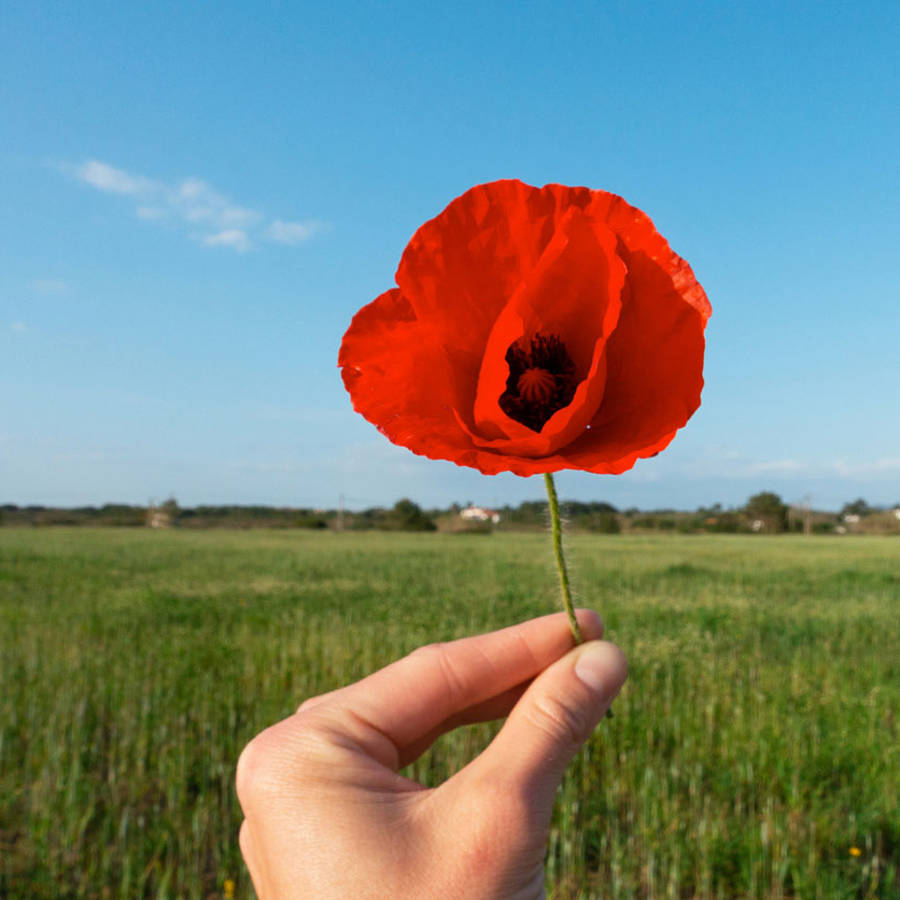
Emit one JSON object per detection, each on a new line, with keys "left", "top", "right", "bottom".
{"left": 544, "top": 472, "right": 583, "bottom": 645}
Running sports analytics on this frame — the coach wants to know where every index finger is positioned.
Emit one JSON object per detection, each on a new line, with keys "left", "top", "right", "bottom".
{"left": 305, "top": 609, "right": 603, "bottom": 768}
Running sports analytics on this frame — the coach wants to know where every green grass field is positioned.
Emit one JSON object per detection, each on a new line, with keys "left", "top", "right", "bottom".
{"left": 1, "top": 528, "right": 898, "bottom": 899}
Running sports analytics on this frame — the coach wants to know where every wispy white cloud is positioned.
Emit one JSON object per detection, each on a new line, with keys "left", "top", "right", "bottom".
{"left": 10, "top": 321, "right": 29, "bottom": 332}
{"left": 31, "top": 279, "right": 68, "bottom": 295}
{"left": 265, "top": 219, "right": 323, "bottom": 245}
{"left": 76, "top": 160, "right": 154, "bottom": 195}
{"left": 66, "top": 159, "right": 324, "bottom": 252}
{"left": 170, "top": 177, "right": 261, "bottom": 231}
{"left": 203, "top": 229, "right": 252, "bottom": 252}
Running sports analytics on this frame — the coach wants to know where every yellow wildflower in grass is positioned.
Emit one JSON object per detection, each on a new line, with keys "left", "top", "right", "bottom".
{"left": 224, "top": 878, "right": 236, "bottom": 898}
{"left": 849, "top": 846, "right": 862, "bottom": 857}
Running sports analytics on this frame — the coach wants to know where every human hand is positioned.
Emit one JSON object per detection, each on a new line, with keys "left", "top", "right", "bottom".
{"left": 236, "top": 610, "right": 626, "bottom": 899}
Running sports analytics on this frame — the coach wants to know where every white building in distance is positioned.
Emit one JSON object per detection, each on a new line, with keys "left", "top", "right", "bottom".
{"left": 460, "top": 505, "right": 501, "bottom": 524}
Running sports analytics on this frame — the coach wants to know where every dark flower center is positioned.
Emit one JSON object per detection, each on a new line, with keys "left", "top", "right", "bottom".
{"left": 499, "top": 333, "right": 578, "bottom": 432}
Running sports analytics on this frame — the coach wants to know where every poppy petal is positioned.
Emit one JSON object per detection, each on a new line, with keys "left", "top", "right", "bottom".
{"left": 396, "top": 181, "right": 600, "bottom": 359}
{"left": 339, "top": 289, "right": 479, "bottom": 460}
{"left": 599, "top": 192, "right": 711, "bottom": 324}
{"left": 447, "top": 427, "right": 680, "bottom": 477}
{"left": 462, "top": 207, "right": 625, "bottom": 456}
{"left": 584, "top": 257, "right": 706, "bottom": 453}
{"left": 340, "top": 180, "right": 709, "bottom": 478}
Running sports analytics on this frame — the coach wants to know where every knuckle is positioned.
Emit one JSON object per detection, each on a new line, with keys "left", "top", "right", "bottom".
{"left": 235, "top": 721, "right": 309, "bottom": 804}
{"left": 235, "top": 735, "right": 271, "bottom": 804}
{"left": 238, "top": 821, "right": 252, "bottom": 857}
{"left": 529, "top": 693, "right": 590, "bottom": 747}
{"left": 236, "top": 710, "right": 346, "bottom": 808}
{"left": 296, "top": 695, "right": 320, "bottom": 715}
{"left": 295, "top": 686, "right": 342, "bottom": 715}
{"left": 409, "top": 642, "right": 444, "bottom": 665}
{"left": 411, "top": 642, "right": 468, "bottom": 701}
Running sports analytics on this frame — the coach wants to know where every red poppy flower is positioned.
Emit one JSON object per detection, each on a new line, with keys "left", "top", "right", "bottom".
{"left": 339, "top": 179, "right": 711, "bottom": 476}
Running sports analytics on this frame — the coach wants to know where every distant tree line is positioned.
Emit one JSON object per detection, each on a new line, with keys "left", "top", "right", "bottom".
{"left": 2, "top": 493, "right": 898, "bottom": 534}
{"left": 0, "top": 504, "right": 148, "bottom": 527}
{"left": 498, "top": 500, "right": 621, "bottom": 533}
{"left": 176, "top": 504, "right": 328, "bottom": 529}
{"left": 345, "top": 499, "right": 437, "bottom": 532}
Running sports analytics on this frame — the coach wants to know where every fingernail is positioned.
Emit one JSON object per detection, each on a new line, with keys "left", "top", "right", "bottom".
{"left": 573, "top": 642, "right": 616, "bottom": 698}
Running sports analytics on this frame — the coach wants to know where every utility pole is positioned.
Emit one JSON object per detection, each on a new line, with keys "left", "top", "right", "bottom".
{"left": 337, "top": 493, "right": 344, "bottom": 532}
{"left": 803, "top": 493, "right": 812, "bottom": 536}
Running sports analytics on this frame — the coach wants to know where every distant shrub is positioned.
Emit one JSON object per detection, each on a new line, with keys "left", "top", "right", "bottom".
{"left": 696, "top": 512, "right": 742, "bottom": 533}
{"left": 388, "top": 499, "right": 437, "bottom": 532}
{"left": 296, "top": 516, "right": 328, "bottom": 529}
{"left": 744, "top": 491, "right": 789, "bottom": 533}
{"left": 352, "top": 500, "right": 436, "bottom": 532}
{"left": 585, "top": 512, "right": 621, "bottom": 534}
{"left": 632, "top": 516, "right": 676, "bottom": 531}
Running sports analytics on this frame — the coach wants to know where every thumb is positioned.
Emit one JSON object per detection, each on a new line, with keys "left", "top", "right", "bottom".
{"left": 470, "top": 640, "right": 626, "bottom": 814}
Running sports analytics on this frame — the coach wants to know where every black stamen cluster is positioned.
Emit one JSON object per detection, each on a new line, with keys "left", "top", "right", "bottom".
{"left": 499, "top": 333, "right": 578, "bottom": 432}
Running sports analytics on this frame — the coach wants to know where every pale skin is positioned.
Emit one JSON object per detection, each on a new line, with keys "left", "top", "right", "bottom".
{"left": 236, "top": 610, "right": 627, "bottom": 899}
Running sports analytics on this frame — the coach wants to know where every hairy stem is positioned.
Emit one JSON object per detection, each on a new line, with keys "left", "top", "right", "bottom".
{"left": 544, "top": 472, "right": 582, "bottom": 644}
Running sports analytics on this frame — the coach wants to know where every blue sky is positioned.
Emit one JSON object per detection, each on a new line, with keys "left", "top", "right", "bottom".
{"left": 2, "top": 1, "right": 898, "bottom": 511}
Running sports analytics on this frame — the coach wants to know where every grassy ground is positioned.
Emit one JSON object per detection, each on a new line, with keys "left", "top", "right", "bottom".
{"left": 0, "top": 528, "right": 897, "bottom": 899}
